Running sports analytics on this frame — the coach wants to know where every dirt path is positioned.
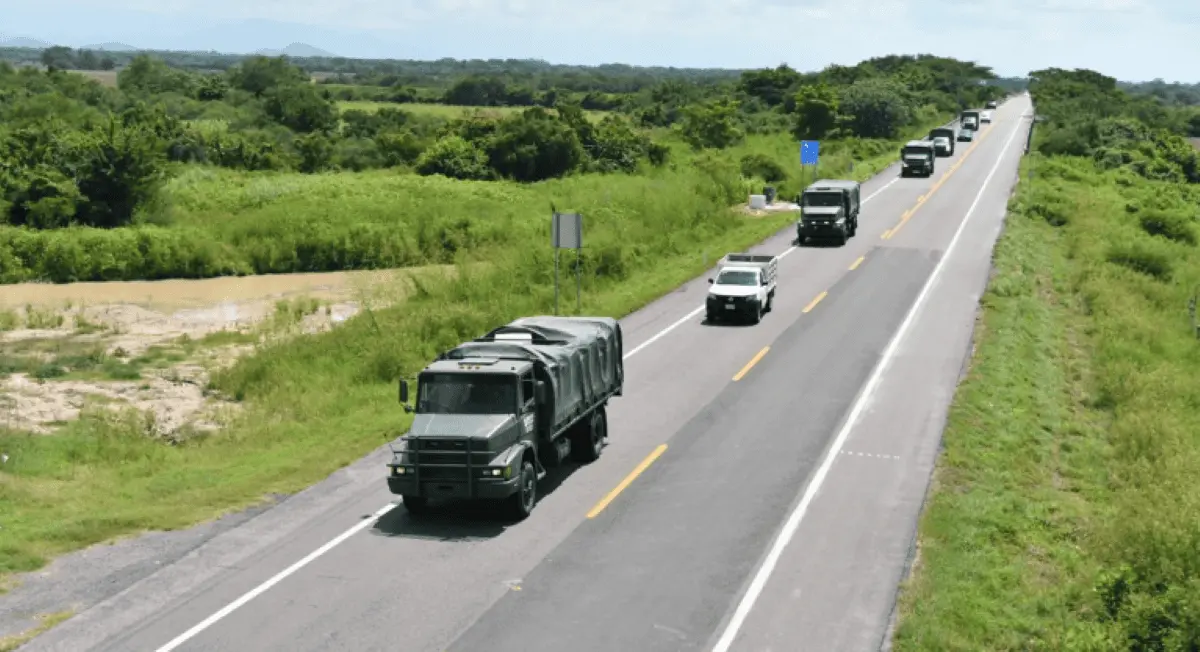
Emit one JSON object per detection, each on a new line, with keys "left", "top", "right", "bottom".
{"left": 0, "top": 268, "right": 423, "bottom": 437}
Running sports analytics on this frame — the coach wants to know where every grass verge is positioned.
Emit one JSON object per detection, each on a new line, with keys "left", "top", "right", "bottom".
{"left": 0, "top": 611, "right": 74, "bottom": 652}
{"left": 0, "top": 119, "right": 942, "bottom": 589}
{"left": 892, "top": 153, "right": 1200, "bottom": 649}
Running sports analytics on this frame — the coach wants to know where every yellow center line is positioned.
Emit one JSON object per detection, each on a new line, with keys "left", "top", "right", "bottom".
{"left": 733, "top": 346, "right": 770, "bottom": 381}
{"left": 849, "top": 256, "right": 864, "bottom": 270}
{"left": 883, "top": 123, "right": 996, "bottom": 240}
{"left": 802, "top": 291, "right": 828, "bottom": 313}
{"left": 586, "top": 443, "right": 668, "bottom": 518}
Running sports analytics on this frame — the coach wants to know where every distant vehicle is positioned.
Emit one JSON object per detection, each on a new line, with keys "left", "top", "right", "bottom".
{"left": 796, "top": 179, "right": 861, "bottom": 246}
{"left": 928, "top": 126, "right": 957, "bottom": 155}
{"left": 958, "top": 128, "right": 976, "bottom": 142}
{"left": 706, "top": 253, "right": 779, "bottom": 324}
{"left": 960, "top": 109, "right": 981, "bottom": 130}
{"left": 986, "top": 100, "right": 998, "bottom": 109}
{"left": 900, "top": 140, "right": 936, "bottom": 177}
{"left": 932, "top": 136, "right": 952, "bottom": 157}
{"left": 389, "top": 316, "right": 623, "bottom": 520}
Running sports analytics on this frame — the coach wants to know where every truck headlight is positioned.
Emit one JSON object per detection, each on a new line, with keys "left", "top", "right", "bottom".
{"left": 481, "top": 467, "right": 507, "bottom": 478}
{"left": 392, "top": 465, "right": 409, "bottom": 475}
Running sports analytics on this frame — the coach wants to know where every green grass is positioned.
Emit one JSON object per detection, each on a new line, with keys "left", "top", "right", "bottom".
{"left": 0, "top": 125, "right": 918, "bottom": 285}
{"left": 0, "top": 118, "right": 946, "bottom": 587}
{"left": 336, "top": 100, "right": 611, "bottom": 122}
{"left": 892, "top": 154, "right": 1200, "bottom": 649}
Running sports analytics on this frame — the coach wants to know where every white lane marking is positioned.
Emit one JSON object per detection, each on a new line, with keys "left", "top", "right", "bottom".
{"left": 621, "top": 176, "right": 898, "bottom": 360}
{"left": 711, "top": 108, "right": 1031, "bottom": 652}
{"left": 150, "top": 163, "right": 908, "bottom": 651}
{"left": 154, "top": 504, "right": 394, "bottom": 652}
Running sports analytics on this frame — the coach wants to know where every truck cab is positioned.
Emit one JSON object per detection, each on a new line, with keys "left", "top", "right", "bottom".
{"left": 900, "top": 140, "right": 936, "bottom": 177}
{"left": 929, "top": 127, "right": 957, "bottom": 156}
{"left": 960, "top": 110, "right": 980, "bottom": 131}
{"left": 797, "top": 179, "right": 861, "bottom": 246}
{"left": 706, "top": 253, "right": 778, "bottom": 324}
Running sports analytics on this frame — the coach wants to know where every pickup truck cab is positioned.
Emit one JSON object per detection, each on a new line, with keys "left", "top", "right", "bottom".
{"left": 706, "top": 253, "right": 778, "bottom": 324}
{"left": 900, "top": 140, "right": 936, "bottom": 177}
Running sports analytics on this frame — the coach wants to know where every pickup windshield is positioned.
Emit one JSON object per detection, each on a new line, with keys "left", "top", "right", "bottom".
{"left": 715, "top": 270, "right": 758, "bottom": 286}
{"left": 417, "top": 373, "right": 516, "bottom": 415}
{"left": 802, "top": 192, "right": 842, "bottom": 208}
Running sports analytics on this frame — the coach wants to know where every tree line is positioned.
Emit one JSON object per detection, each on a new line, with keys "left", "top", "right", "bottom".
{"left": 1, "top": 52, "right": 1015, "bottom": 234}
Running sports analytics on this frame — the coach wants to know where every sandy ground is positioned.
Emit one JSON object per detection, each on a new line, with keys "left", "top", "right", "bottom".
{"left": 0, "top": 269, "right": 415, "bottom": 437}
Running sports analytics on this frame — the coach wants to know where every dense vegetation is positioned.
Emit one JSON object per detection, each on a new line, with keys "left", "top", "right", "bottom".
{"left": 895, "top": 68, "right": 1200, "bottom": 650}
{"left": 0, "top": 51, "right": 1009, "bottom": 585}
{"left": 0, "top": 51, "right": 1006, "bottom": 283}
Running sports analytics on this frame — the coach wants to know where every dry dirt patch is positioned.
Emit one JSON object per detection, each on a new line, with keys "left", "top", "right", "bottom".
{"left": 0, "top": 269, "right": 421, "bottom": 436}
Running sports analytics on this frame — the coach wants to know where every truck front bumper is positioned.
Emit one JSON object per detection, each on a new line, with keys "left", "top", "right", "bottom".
{"left": 706, "top": 296, "right": 759, "bottom": 320}
{"left": 798, "top": 221, "right": 847, "bottom": 239}
{"left": 387, "top": 475, "right": 519, "bottom": 500}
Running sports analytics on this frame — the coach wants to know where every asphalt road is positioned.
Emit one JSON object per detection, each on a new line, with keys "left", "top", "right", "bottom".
{"left": 24, "top": 95, "right": 1033, "bottom": 652}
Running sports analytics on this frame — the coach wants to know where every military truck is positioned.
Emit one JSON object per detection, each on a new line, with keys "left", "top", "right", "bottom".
{"left": 796, "top": 179, "right": 861, "bottom": 246}
{"left": 929, "top": 126, "right": 957, "bottom": 156}
{"left": 389, "top": 316, "right": 624, "bottom": 520}
{"left": 706, "top": 253, "right": 778, "bottom": 324}
{"left": 899, "top": 140, "right": 936, "bottom": 177}
{"left": 960, "top": 109, "right": 981, "bottom": 130}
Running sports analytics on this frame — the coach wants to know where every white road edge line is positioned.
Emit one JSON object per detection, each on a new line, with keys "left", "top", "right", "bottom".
{"left": 710, "top": 108, "right": 1030, "bottom": 652}
{"left": 151, "top": 165, "right": 907, "bottom": 652}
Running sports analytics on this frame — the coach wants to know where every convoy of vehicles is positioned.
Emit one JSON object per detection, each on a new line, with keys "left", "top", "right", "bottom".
{"left": 796, "top": 179, "right": 861, "bottom": 246}
{"left": 929, "top": 126, "right": 957, "bottom": 156}
{"left": 706, "top": 253, "right": 779, "bottom": 324}
{"left": 389, "top": 316, "right": 624, "bottom": 520}
{"left": 899, "top": 140, "right": 936, "bottom": 177}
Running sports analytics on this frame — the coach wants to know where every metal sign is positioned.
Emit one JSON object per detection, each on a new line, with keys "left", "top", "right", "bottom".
{"left": 551, "top": 212, "right": 582, "bottom": 250}
{"left": 550, "top": 211, "right": 583, "bottom": 315}
{"left": 800, "top": 140, "right": 820, "bottom": 166}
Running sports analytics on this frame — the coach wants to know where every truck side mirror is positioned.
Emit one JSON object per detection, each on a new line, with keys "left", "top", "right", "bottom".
{"left": 534, "top": 381, "right": 547, "bottom": 404}
{"left": 707, "top": 278, "right": 714, "bottom": 284}
{"left": 398, "top": 379, "right": 409, "bottom": 404}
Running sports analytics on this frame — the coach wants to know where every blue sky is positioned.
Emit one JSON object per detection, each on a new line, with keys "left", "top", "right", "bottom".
{"left": 2, "top": 0, "right": 1197, "bottom": 82}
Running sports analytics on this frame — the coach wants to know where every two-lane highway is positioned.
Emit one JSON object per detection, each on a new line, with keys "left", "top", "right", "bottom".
{"left": 23, "top": 96, "right": 1032, "bottom": 652}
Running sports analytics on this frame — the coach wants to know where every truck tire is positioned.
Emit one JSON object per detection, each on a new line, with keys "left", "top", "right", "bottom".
{"left": 838, "top": 229, "right": 848, "bottom": 246}
{"left": 505, "top": 460, "right": 537, "bottom": 520}
{"left": 571, "top": 407, "right": 607, "bottom": 463}
{"left": 751, "top": 302, "right": 762, "bottom": 324}
{"left": 849, "top": 218, "right": 858, "bottom": 237}
{"left": 402, "top": 495, "right": 430, "bottom": 516}
{"left": 765, "top": 292, "right": 774, "bottom": 312}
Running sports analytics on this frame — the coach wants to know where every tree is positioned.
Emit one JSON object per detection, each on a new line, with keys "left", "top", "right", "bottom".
{"left": 40, "top": 46, "right": 74, "bottom": 72}
{"left": 485, "top": 108, "right": 585, "bottom": 182}
{"left": 837, "top": 78, "right": 912, "bottom": 139}
{"left": 262, "top": 84, "right": 338, "bottom": 133}
{"left": 118, "top": 55, "right": 196, "bottom": 96}
{"left": 415, "top": 136, "right": 492, "bottom": 180}
{"left": 792, "top": 84, "right": 839, "bottom": 140}
{"left": 677, "top": 98, "right": 744, "bottom": 149}
{"left": 228, "top": 56, "right": 308, "bottom": 97}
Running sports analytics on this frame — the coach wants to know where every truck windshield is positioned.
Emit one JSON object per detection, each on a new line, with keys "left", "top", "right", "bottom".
{"left": 802, "top": 192, "right": 841, "bottom": 208}
{"left": 417, "top": 373, "right": 517, "bottom": 415}
{"left": 903, "top": 147, "right": 930, "bottom": 157}
{"left": 715, "top": 270, "right": 758, "bottom": 286}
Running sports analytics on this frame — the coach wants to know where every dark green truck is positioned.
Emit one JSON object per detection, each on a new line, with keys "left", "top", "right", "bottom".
{"left": 389, "top": 316, "right": 624, "bottom": 520}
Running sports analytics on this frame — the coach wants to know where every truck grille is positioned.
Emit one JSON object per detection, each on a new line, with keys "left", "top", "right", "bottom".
{"left": 401, "top": 437, "right": 492, "bottom": 483}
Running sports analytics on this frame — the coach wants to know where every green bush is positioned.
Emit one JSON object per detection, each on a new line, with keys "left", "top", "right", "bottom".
{"left": 1138, "top": 208, "right": 1195, "bottom": 245}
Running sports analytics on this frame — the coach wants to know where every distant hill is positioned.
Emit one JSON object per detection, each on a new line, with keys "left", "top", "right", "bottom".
{"left": 256, "top": 43, "right": 337, "bottom": 58}
{"left": 0, "top": 36, "right": 50, "bottom": 49}
{"left": 82, "top": 42, "right": 139, "bottom": 52}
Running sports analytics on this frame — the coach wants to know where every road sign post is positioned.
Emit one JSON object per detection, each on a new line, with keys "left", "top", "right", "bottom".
{"left": 551, "top": 211, "right": 583, "bottom": 315}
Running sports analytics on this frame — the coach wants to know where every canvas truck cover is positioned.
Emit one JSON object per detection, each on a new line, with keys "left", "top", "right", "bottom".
{"left": 437, "top": 316, "right": 624, "bottom": 437}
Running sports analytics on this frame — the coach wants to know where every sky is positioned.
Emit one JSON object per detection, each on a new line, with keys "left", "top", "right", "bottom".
{"left": 1, "top": 0, "right": 1198, "bottom": 82}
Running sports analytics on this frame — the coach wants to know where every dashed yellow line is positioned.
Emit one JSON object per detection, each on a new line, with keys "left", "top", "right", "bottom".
{"left": 733, "top": 346, "right": 770, "bottom": 381}
{"left": 586, "top": 444, "right": 668, "bottom": 518}
{"left": 802, "top": 291, "right": 828, "bottom": 313}
{"left": 849, "top": 256, "right": 864, "bottom": 270}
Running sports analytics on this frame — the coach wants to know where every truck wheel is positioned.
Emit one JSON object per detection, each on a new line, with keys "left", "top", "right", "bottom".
{"left": 838, "top": 229, "right": 848, "bottom": 246}
{"left": 505, "top": 460, "right": 537, "bottom": 520}
{"left": 402, "top": 495, "right": 430, "bottom": 516}
{"left": 849, "top": 219, "right": 858, "bottom": 237}
{"left": 765, "top": 292, "right": 774, "bottom": 312}
{"left": 751, "top": 303, "right": 762, "bottom": 324}
{"left": 571, "top": 407, "right": 606, "bottom": 463}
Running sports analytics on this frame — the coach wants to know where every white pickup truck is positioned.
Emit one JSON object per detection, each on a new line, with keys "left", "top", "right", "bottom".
{"left": 705, "top": 253, "right": 779, "bottom": 324}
